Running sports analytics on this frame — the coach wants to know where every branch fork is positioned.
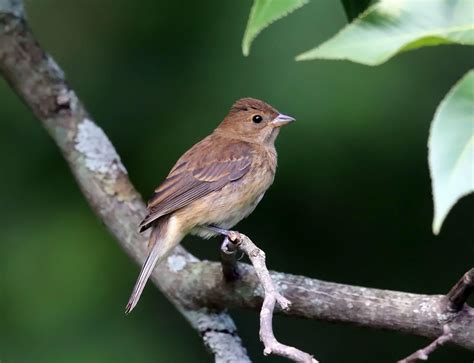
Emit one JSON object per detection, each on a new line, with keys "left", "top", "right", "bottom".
{"left": 221, "top": 232, "right": 318, "bottom": 363}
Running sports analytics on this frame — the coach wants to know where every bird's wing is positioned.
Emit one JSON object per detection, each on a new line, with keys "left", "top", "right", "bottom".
{"left": 139, "top": 138, "right": 252, "bottom": 231}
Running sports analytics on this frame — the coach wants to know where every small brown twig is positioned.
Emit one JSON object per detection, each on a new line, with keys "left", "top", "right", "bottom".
{"left": 446, "top": 268, "right": 474, "bottom": 312}
{"left": 224, "top": 231, "right": 318, "bottom": 363}
{"left": 398, "top": 268, "right": 474, "bottom": 362}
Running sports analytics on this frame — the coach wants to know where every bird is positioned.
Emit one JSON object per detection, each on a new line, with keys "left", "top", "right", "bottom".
{"left": 125, "top": 97, "right": 295, "bottom": 313}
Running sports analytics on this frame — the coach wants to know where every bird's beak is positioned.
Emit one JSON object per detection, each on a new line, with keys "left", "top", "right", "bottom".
{"left": 271, "top": 113, "right": 295, "bottom": 127}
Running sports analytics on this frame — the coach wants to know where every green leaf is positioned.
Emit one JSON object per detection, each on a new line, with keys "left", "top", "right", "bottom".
{"left": 429, "top": 70, "right": 474, "bottom": 235}
{"left": 341, "top": 0, "right": 371, "bottom": 22}
{"left": 242, "top": 0, "right": 309, "bottom": 56}
{"left": 297, "top": 0, "right": 474, "bottom": 65}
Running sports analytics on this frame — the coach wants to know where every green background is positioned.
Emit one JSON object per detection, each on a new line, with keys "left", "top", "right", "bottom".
{"left": 1, "top": 1, "right": 472, "bottom": 362}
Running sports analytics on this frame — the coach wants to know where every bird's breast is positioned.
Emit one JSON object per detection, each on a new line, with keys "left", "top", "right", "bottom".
{"left": 179, "top": 150, "right": 277, "bottom": 236}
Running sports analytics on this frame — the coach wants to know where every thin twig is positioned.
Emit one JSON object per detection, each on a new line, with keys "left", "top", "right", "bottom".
{"left": 397, "top": 326, "right": 452, "bottom": 363}
{"left": 225, "top": 232, "right": 318, "bottom": 363}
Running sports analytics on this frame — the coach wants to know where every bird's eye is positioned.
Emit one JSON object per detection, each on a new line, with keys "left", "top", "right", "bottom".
{"left": 252, "top": 115, "right": 263, "bottom": 123}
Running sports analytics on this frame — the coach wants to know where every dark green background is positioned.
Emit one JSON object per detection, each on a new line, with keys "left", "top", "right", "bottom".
{"left": 1, "top": 1, "right": 472, "bottom": 362}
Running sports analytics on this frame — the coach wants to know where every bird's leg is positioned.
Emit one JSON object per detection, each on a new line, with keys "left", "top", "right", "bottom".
{"left": 201, "top": 225, "right": 243, "bottom": 281}
{"left": 205, "top": 225, "right": 231, "bottom": 237}
{"left": 220, "top": 236, "right": 242, "bottom": 282}
{"left": 221, "top": 236, "right": 239, "bottom": 254}
{"left": 205, "top": 225, "right": 241, "bottom": 243}
{"left": 206, "top": 225, "right": 244, "bottom": 259}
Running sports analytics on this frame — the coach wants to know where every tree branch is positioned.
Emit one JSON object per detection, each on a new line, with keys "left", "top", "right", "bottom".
{"left": 1, "top": 1, "right": 473, "bottom": 362}
{"left": 0, "top": 3, "right": 250, "bottom": 362}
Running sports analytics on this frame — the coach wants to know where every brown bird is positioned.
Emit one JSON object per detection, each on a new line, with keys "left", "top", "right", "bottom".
{"left": 125, "top": 97, "right": 295, "bottom": 313}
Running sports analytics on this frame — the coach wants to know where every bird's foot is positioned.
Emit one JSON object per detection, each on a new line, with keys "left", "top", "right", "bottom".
{"left": 219, "top": 233, "right": 244, "bottom": 282}
{"left": 221, "top": 235, "right": 244, "bottom": 256}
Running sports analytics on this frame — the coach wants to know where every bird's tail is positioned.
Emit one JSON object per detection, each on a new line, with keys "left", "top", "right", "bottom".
{"left": 125, "top": 217, "right": 180, "bottom": 314}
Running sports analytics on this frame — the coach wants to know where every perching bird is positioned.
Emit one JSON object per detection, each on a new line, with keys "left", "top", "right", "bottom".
{"left": 125, "top": 97, "right": 295, "bottom": 313}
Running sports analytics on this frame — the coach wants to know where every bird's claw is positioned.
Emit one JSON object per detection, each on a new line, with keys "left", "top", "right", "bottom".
{"left": 227, "top": 230, "right": 241, "bottom": 243}
{"left": 220, "top": 237, "right": 236, "bottom": 254}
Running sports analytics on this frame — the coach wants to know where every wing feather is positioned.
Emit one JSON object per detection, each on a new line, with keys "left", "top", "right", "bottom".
{"left": 139, "top": 139, "right": 253, "bottom": 231}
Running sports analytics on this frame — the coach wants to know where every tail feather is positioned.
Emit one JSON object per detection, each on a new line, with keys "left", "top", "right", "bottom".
{"left": 138, "top": 214, "right": 153, "bottom": 233}
{"left": 125, "top": 217, "right": 180, "bottom": 314}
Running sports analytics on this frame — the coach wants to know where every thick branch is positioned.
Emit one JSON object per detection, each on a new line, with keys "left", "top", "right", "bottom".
{"left": 160, "top": 259, "right": 474, "bottom": 351}
{"left": 0, "top": 4, "right": 250, "bottom": 362}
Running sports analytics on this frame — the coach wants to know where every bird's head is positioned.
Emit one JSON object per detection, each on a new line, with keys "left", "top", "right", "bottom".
{"left": 215, "top": 98, "right": 295, "bottom": 145}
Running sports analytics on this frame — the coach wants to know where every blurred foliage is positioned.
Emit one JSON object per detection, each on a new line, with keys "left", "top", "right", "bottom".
{"left": 429, "top": 71, "right": 474, "bottom": 235}
{"left": 0, "top": 0, "right": 473, "bottom": 362}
